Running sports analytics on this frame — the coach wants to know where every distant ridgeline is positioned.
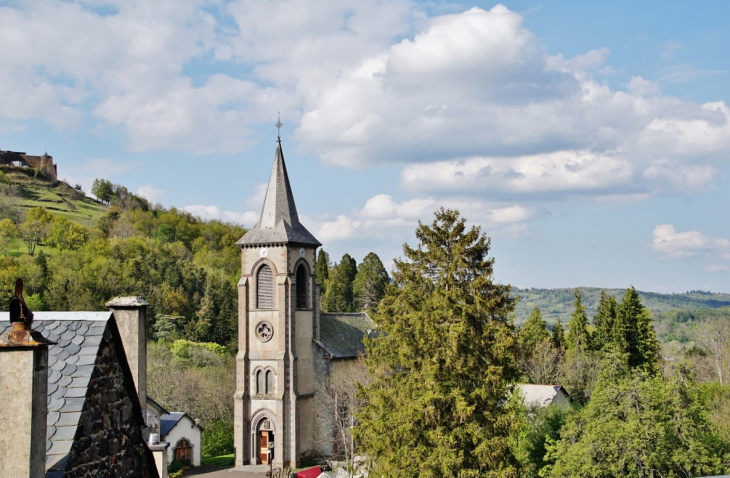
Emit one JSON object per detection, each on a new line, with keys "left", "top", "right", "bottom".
{"left": 0, "top": 149, "right": 57, "bottom": 180}
{"left": 512, "top": 287, "right": 730, "bottom": 324}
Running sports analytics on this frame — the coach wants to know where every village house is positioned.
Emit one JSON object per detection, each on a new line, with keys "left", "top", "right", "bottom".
{"left": 0, "top": 290, "right": 163, "bottom": 478}
{"left": 147, "top": 398, "right": 204, "bottom": 467}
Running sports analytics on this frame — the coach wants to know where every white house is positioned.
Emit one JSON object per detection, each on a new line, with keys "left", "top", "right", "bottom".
{"left": 147, "top": 398, "right": 204, "bottom": 467}
{"left": 516, "top": 384, "right": 571, "bottom": 410}
{"left": 161, "top": 412, "right": 203, "bottom": 467}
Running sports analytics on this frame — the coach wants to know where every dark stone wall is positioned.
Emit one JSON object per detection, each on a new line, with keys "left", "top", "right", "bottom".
{"left": 64, "top": 327, "right": 156, "bottom": 478}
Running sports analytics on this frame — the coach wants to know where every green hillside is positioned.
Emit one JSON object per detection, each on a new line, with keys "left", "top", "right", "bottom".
{"left": 0, "top": 165, "right": 106, "bottom": 227}
{"left": 513, "top": 287, "right": 730, "bottom": 324}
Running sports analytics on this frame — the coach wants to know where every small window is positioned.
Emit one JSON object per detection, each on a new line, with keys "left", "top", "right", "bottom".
{"left": 257, "top": 265, "right": 274, "bottom": 309}
{"left": 256, "top": 370, "right": 264, "bottom": 395}
{"left": 296, "top": 264, "right": 307, "bottom": 309}
{"left": 266, "top": 370, "right": 274, "bottom": 395}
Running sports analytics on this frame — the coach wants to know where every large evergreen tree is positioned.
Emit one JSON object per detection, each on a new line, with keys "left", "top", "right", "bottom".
{"left": 616, "top": 287, "right": 660, "bottom": 373}
{"left": 356, "top": 209, "right": 520, "bottom": 477}
{"left": 321, "top": 254, "right": 357, "bottom": 312}
{"left": 592, "top": 290, "right": 617, "bottom": 352}
{"left": 566, "top": 289, "right": 591, "bottom": 352}
{"left": 353, "top": 252, "right": 389, "bottom": 312}
{"left": 519, "top": 307, "right": 550, "bottom": 350}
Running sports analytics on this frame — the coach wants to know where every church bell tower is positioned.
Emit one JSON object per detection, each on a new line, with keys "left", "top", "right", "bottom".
{"left": 234, "top": 135, "right": 321, "bottom": 467}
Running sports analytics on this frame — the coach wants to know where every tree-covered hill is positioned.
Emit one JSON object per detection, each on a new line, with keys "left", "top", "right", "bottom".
{"left": 513, "top": 287, "right": 730, "bottom": 324}
{"left": 0, "top": 173, "right": 246, "bottom": 349}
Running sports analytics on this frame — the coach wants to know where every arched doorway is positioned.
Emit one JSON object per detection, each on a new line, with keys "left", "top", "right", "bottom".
{"left": 256, "top": 417, "right": 274, "bottom": 465}
{"left": 174, "top": 438, "right": 192, "bottom": 466}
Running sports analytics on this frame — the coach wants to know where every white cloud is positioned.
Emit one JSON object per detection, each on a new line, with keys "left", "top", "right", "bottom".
{"left": 650, "top": 224, "right": 730, "bottom": 259}
{"left": 2, "top": 0, "right": 730, "bottom": 202}
{"left": 183, "top": 204, "right": 259, "bottom": 226}
{"left": 314, "top": 194, "right": 538, "bottom": 243}
{"left": 136, "top": 184, "right": 165, "bottom": 203}
{"left": 703, "top": 264, "right": 729, "bottom": 273}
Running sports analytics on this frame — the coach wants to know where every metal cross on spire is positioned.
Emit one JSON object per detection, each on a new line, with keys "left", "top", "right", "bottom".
{"left": 276, "top": 113, "right": 283, "bottom": 142}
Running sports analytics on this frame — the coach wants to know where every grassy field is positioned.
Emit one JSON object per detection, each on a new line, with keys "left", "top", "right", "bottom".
{"left": 1, "top": 165, "right": 106, "bottom": 226}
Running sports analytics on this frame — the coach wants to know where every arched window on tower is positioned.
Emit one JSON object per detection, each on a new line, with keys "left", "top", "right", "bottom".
{"left": 256, "top": 370, "right": 263, "bottom": 395}
{"left": 257, "top": 264, "right": 274, "bottom": 309}
{"left": 296, "top": 263, "right": 307, "bottom": 309}
{"left": 265, "top": 370, "right": 274, "bottom": 395}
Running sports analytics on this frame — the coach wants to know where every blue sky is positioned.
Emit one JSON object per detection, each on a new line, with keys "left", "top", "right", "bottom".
{"left": 1, "top": 0, "right": 729, "bottom": 292}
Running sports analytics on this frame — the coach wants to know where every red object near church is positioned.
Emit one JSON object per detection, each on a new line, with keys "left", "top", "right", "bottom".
{"left": 295, "top": 466, "right": 322, "bottom": 478}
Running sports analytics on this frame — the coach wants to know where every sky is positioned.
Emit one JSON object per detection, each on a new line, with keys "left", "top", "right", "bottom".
{"left": 1, "top": 0, "right": 729, "bottom": 292}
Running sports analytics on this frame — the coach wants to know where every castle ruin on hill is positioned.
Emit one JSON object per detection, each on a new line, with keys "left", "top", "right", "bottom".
{"left": 0, "top": 149, "right": 58, "bottom": 180}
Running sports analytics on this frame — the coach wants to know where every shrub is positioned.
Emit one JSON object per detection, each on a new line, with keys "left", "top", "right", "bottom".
{"left": 202, "top": 420, "right": 234, "bottom": 459}
{"left": 168, "top": 459, "right": 182, "bottom": 473}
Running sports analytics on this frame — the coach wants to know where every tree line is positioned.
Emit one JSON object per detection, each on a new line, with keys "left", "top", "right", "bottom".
{"left": 316, "top": 249, "right": 389, "bottom": 313}
{"left": 351, "top": 208, "right": 729, "bottom": 477}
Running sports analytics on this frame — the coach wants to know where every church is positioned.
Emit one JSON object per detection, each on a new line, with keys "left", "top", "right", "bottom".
{"left": 233, "top": 135, "right": 373, "bottom": 467}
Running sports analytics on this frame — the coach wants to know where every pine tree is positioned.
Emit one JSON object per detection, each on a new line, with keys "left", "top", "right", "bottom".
{"left": 316, "top": 249, "right": 330, "bottom": 294}
{"left": 566, "top": 289, "right": 591, "bottom": 352}
{"left": 616, "top": 287, "right": 660, "bottom": 373}
{"left": 519, "top": 307, "right": 550, "bottom": 349}
{"left": 356, "top": 209, "right": 520, "bottom": 476}
{"left": 552, "top": 319, "right": 565, "bottom": 351}
{"left": 352, "top": 252, "right": 389, "bottom": 312}
{"left": 321, "top": 254, "right": 357, "bottom": 312}
{"left": 592, "top": 290, "right": 617, "bottom": 352}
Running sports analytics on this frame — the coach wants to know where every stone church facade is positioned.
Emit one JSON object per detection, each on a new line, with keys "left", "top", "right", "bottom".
{"left": 234, "top": 137, "right": 322, "bottom": 468}
{"left": 233, "top": 138, "right": 372, "bottom": 467}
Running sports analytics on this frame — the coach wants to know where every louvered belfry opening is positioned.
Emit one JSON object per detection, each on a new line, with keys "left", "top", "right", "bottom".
{"left": 257, "top": 265, "right": 274, "bottom": 309}
{"left": 296, "top": 264, "right": 307, "bottom": 309}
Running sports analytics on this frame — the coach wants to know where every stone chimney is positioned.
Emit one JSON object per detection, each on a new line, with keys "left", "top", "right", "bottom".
{"left": 106, "top": 296, "right": 149, "bottom": 415}
{"left": 0, "top": 279, "right": 53, "bottom": 478}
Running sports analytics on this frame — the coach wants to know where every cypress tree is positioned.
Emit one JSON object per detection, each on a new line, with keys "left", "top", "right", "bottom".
{"left": 566, "top": 289, "right": 591, "bottom": 352}
{"left": 356, "top": 209, "right": 520, "bottom": 476}
{"left": 592, "top": 290, "right": 617, "bottom": 352}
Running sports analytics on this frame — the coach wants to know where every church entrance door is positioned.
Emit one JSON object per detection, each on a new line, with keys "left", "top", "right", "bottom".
{"left": 259, "top": 431, "right": 270, "bottom": 464}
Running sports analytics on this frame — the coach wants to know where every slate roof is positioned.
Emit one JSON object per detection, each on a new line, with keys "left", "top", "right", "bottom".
{"left": 317, "top": 313, "right": 374, "bottom": 359}
{"left": 237, "top": 140, "right": 321, "bottom": 247}
{"left": 0, "top": 312, "right": 112, "bottom": 473}
{"left": 160, "top": 412, "right": 185, "bottom": 437}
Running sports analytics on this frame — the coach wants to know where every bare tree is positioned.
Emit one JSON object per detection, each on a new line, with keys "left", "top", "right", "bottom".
{"left": 314, "top": 357, "right": 370, "bottom": 467}
{"left": 521, "top": 338, "right": 563, "bottom": 384}
{"left": 697, "top": 317, "right": 730, "bottom": 386}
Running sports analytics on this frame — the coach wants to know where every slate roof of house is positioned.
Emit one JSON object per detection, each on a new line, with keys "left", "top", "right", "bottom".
{"left": 160, "top": 412, "right": 185, "bottom": 437}
{"left": 237, "top": 140, "right": 321, "bottom": 247}
{"left": 317, "top": 313, "right": 374, "bottom": 359}
{"left": 516, "top": 384, "right": 571, "bottom": 408}
{"left": 0, "top": 312, "right": 112, "bottom": 473}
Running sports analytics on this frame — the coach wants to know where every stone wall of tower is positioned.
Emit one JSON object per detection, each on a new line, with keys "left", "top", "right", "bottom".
{"left": 234, "top": 243, "right": 319, "bottom": 467}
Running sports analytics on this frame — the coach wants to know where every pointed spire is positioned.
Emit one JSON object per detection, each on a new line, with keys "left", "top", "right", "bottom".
{"left": 237, "top": 138, "right": 321, "bottom": 247}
